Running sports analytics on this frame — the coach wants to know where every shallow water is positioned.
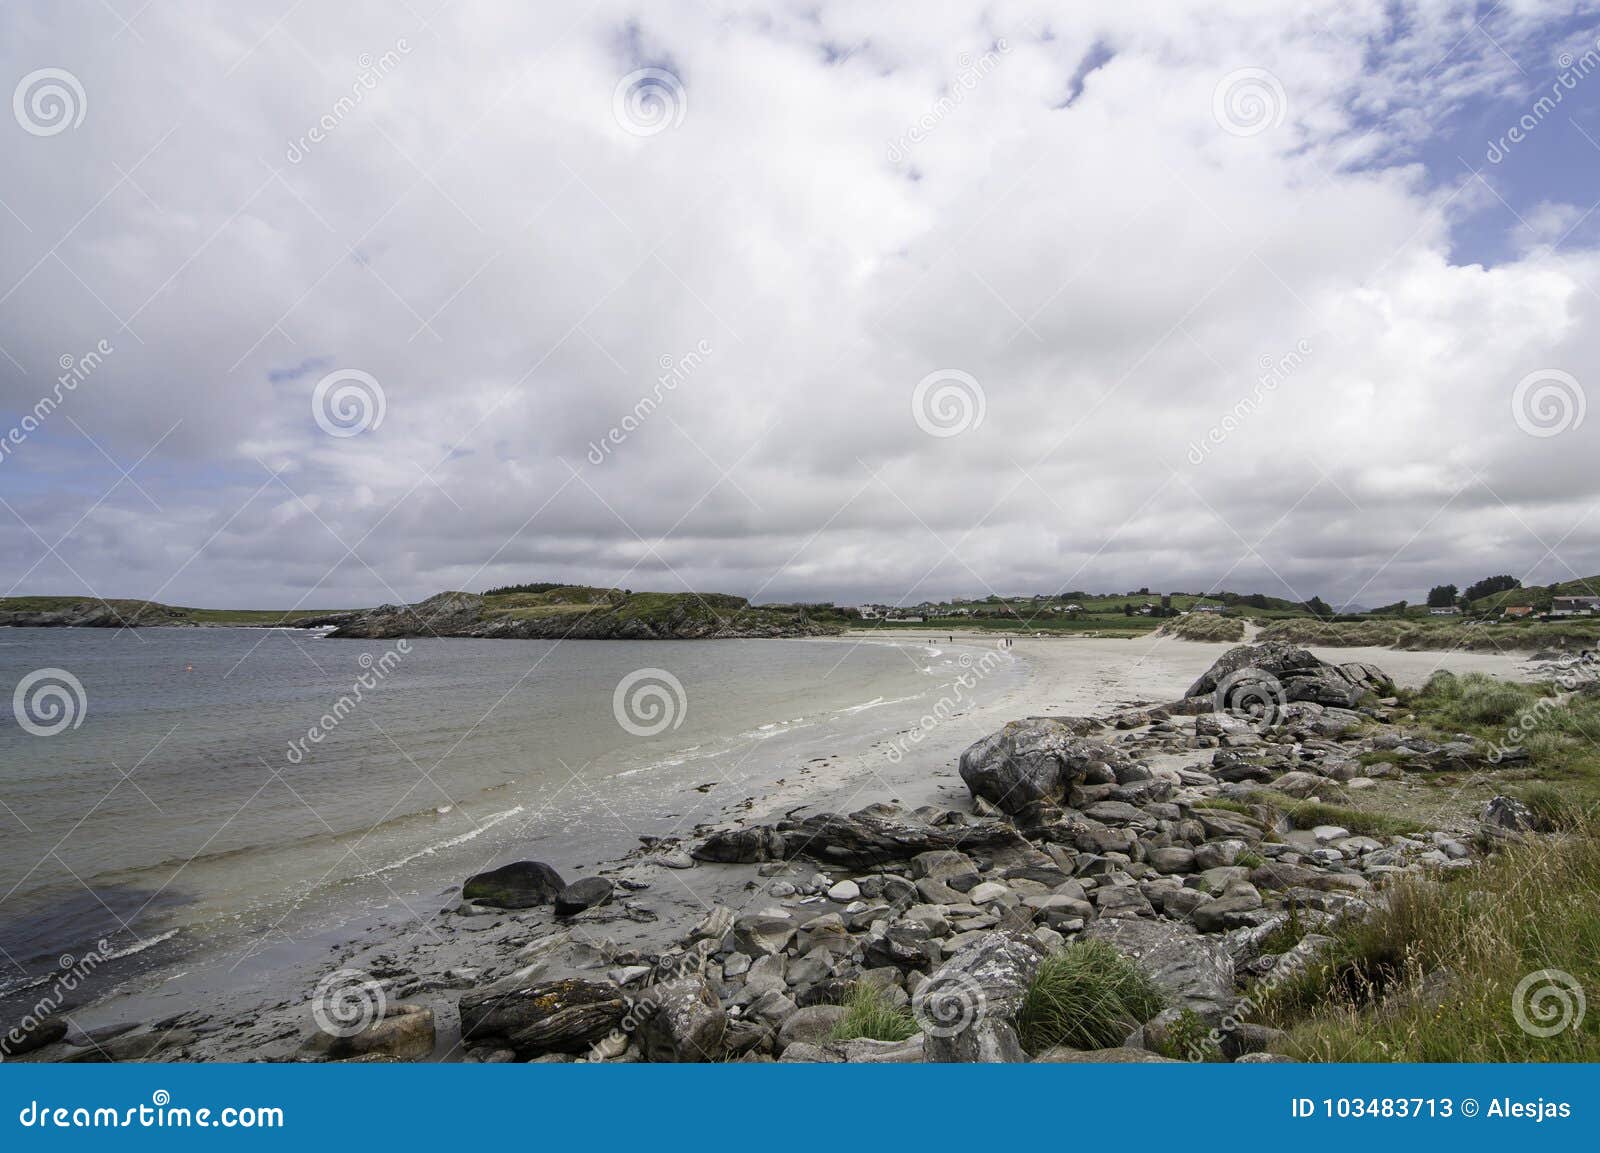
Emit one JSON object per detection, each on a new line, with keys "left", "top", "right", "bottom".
{"left": 0, "top": 627, "right": 1024, "bottom": 1013}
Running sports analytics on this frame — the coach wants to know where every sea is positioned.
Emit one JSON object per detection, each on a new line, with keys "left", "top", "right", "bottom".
{"left": 0, "top": 626, "right": 1024, "bottom": 1019}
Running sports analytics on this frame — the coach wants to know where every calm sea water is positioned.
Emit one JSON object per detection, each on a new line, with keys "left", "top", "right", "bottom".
{"left": 0, "top": 627, "right": 1021, "bottom": 1014}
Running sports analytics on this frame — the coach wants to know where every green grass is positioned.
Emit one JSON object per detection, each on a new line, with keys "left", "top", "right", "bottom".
{"left": 1261, "top": 819, "right": 1600, "bottom": 1061}
{"left": 829, "top": 982, "right": 918, "bottom": 1043}
{"left": 1017, "top": 940, "right": 1167, "bottom": 1054}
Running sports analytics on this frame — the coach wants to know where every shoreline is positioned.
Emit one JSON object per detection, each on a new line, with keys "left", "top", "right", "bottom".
{"left": 9, "top": 634, "right": 1541, "bottom": 1062}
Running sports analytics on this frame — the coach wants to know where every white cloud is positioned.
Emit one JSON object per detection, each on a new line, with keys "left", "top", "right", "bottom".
{"left": 1, "top": 0, "right": 1596, "bottom": 610}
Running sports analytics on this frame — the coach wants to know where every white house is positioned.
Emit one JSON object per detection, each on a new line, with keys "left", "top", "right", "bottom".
{"left": 1552, "top": 596, "right": 1600, "bottom": 616}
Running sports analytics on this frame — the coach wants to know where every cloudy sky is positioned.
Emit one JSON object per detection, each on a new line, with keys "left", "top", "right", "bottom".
{"left": 2, "top": 1, "right": 1598, "bottom": 612}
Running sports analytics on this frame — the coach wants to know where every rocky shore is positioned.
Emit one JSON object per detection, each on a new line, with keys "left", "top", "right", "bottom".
{"left": 4, "top": 640, "right": 1556, "bottom": 1065}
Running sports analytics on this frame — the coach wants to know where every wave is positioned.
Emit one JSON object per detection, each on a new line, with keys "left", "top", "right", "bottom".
{"left": 357, "top": 805, "right": 526, "bottom": 877}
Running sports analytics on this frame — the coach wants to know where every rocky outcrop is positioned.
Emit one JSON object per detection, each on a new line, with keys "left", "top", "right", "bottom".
{"left": 694, "top": 808, "right": 1026, "bottom": 868}
{"left": 1185, "top": 642, "right": 1394, "bottom": 709}
{"left": 459, "top": 977, "right": 627, "bottom": 1055}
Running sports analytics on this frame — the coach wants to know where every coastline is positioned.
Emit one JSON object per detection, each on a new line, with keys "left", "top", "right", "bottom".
{"left": 11, "top": 632, "right": 1540, "bottom": 1062}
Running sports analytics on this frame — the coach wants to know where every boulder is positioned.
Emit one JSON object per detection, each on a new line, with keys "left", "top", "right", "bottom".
{"left": 1185, "top": 643, "right": 1392, "bottom": 711}
{"left": 462, "top": 860, "right": 566, "bottom": 908}
{"left": 1481, "top": 794, "right": 1537, "bottom": 834}
{"left": 637, "top": 977, "right": 726, "bottom": 1062}
{"left": 1084, "top": 917, "right": 1235, "bottom": 1018}
{"left": 554, "top": 876, "right": 614, "bottom": 917}
{"left": 459, "top": 977, "right": 626, "bottom": 1055}
{"left": 958, "top": 721, "right": 1126, "bottom": 817}
{"left": 919, "top": 930, "right": 1049, "bottom": 1062}
{"left": 692, "top": 826, "right": 785, "bottom": 863}
{"left": 776, "top": 1004, "right": 848, "bottom": 1051}
{"left": 302, "top": 1003, "right": 434, "bottom": 1061}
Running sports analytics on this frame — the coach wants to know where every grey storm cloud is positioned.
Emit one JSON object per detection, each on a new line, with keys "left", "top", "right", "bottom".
{"left": 1, "top": 0, "right": 1597, "bottom": 611}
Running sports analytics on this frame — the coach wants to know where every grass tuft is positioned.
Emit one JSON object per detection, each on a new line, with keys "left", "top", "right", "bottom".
{"left": 828, "top": 982, "right": 918, "bottom": 1043}
{"left": 1017, "top": 940, "right": 1166, "bottom": 1055}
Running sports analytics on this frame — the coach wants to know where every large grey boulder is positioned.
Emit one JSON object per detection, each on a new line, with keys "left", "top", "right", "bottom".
{"left": 1185, "top": 643, "right": 1393, "bottom": 711}
{"left": 637, "top": 977, "right": 727, "bottom": 1062}
{"left": 1084, "top": 917, "right": 1235, "bottom": 1019}
{"left": 958, "top": 722, "right": 1126, "bottom": 817}
{"left": 919, "top": 930, "right": 1049, "bottom": 1062}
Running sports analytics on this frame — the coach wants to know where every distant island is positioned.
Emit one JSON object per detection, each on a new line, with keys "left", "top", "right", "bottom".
{"left": 3, "top": 570, "right": 1597, "bottom": 649}
{"left": 0, "top": 586, "right": 849, "bottom": 640}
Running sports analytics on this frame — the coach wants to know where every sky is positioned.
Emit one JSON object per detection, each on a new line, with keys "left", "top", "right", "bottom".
{"left": 2, "top": 0, "right": 1600, "bottom": 612}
